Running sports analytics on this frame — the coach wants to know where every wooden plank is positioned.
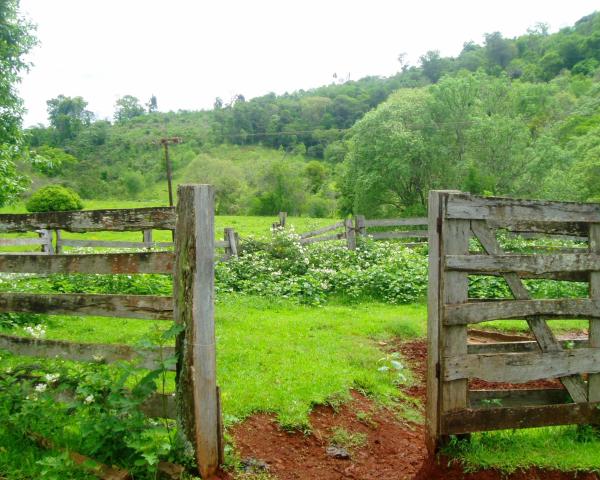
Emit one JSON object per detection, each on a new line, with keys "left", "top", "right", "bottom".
{"left": 589, "top": 224, "right": 600, "bottom": 403}
{"left": 355, "top": 215, "right": 366, "bottom": 238}
{"left": 440, "top": 212, "right": 470, "bottom": 415}
{"left": 426, "top": 190, "right": 443, "bottom": 453}
{"left": 139, "top": 392, "right": 177, "bottom": 419}
{"left": 363, "top": 217, "right": 428, "bottom": 227}
{"left": 0, "top": 207, "right": 176, "bottom": 233}
{"left": 214, "top": 240, "right": 229, "bottom": 248}
{"left": 370, "top": 230, "right": 429, "bottom": 240}
{"left": 345, "top": 218, "right": 356, "bottom": 250}
{"left": 0, "top": 293, "right": 173, "bottom": 320}
{"left": 0, "top": 334, "right": 175, "bottom": 370}
{"left": 0, "top": 237, "right": 46, "bottom": 246}
{"left": 299, "top": 232, "right": 345, "bottom": 245}
{"left": 224, "top": 228, "right": 238, "bottom": 257}
{"left": 442, "top": 402, "right": 600, "bottom": 434}
{"left": 470, "top": 220, "right": 588, "bottom": 403}
{"left": 299, "top": 221, "right": 345, "bottom": 239}
{"left": 445, "top": 299, "right": 600, "bottom": 325}
{"left": 173, "top": 184, "right": 219, "bottom": 479}
{"left": 445, "top": 348, "right": 600, "bottom": 383}
{"left": 446, "top": 253, "right": 600, "bottom": 275}
{"left": 278, "top": 212, "right": 287, "bottom": 228}
{"left": 489, "top": 219, "right": 589, "bottom": 237}
{"left": 467, "top": 339, "right": 588, "bottom": 354}
{"left": 469, "top": 388, "right": 571, "bottom": 409}
{"left": 0, "top": 252, "right": 174, "bottom": 274}
{"left": 447, "top": 193, "right": 600, "bottom": 224}
{"left": 58, "top": 239, "right": 174, "bottom": 249}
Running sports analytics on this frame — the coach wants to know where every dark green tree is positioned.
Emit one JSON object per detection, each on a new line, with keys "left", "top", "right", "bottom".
{"left": 114, "top": 95, "right": 145, "bottom": 122}
{"left": 47, "top": 95, "right": 94, "bottom": 143}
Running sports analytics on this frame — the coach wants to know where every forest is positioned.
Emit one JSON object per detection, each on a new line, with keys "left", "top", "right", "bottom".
{"left": 6, "top": 10, "right": 598, "bottom": 218}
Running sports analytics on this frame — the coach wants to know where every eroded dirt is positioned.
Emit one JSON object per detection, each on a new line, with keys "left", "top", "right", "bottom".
{"left": 225, "top": 339, "right": 598, "bottom": 480}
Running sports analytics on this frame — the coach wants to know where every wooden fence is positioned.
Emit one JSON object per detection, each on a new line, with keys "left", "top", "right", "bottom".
{"left": 295, "top": 214, "right": 428, "bottom": 250}
{"left": 426, "top": 190, "right": 600, "bottom": 452}
{"left": 0, "top": 224, "right": 240, "bottom": 260}
{"left": 0, "top": 185, "right": 221, "bottom": 478}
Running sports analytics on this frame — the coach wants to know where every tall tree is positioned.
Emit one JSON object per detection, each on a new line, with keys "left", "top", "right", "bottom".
{"left": 0, "top": 0, "right": 37, "bottom": 206}
{"left": 114, "top": 95, "right": 145, "bottom": 122}
{"left": 47, "top": 95, "right": 94, "bottom": 143}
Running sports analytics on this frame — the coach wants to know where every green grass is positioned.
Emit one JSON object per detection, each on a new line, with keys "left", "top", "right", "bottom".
{"left": 0, "top": 297, "right": 427, "bottom": 429}
{"left": 443, "top": 426, "right": 600, "bottom": 474}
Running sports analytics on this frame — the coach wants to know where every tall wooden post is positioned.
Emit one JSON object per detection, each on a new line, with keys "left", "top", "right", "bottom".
{"left": 38, "top": 229, "right": 53, "bottom": 254}
{"left": 589, "top": 224, "right": 600, "bottom": 403}
{"left": 224, "top": 228, "right": 238, "bottom": 258}
{"left": 355, "top": 215, "right": 366, "bottom": 239}
{"left": 143, "top": 229, "right": 153, "bottom": 251}
{"left": 345, "top": 218, "right": 356, "bottom": 250}
{"left": 278, "top": 212, "right": 287, "bottom": 228}
{"left": 174, "top": 184, "right": 220, "bottom": 478}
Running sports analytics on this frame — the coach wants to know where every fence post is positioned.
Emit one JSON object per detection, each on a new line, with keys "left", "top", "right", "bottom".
{"left": 54, "top": 230, "right": 63, "bottom": 255}
{"left": 278, "top": 211, "right": 287, "bottom": 228}
{"left": 38, "top": 229, "right": 53, "bottom": 254}
{"left": 224, "top": 228, "right": 238, "bottom": 258}
{"left": 173, "top": 184, "right": 220, "bottom": 478}
{"left": 345, "top": 218, "right": 356, "bottom": 250}
{"left": 143, "top": 229, "right": 153, "bottom": 250}
{"left": 355, "top": 215, "right": 366, "bottom": 240}
{"left": 589, "top": 224, "right": 600, "bottom": 403}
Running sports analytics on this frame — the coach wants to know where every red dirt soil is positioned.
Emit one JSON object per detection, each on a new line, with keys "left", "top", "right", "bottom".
{"left": 223, "top": 340, "right": 599, "bottom": 480}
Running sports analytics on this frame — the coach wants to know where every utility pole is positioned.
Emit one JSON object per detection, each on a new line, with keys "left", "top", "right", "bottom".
{"left": 159, "top": 137, "right": 182, "bottom": 207}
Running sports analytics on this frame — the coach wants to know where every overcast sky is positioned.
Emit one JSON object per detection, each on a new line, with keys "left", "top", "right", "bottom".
{"left": 18, "top": 0, "right": 600, "bottom": 127}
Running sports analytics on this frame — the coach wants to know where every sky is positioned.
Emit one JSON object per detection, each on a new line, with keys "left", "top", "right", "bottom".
{"left": 18, "top": 0, "right": 600, "bottom": 127}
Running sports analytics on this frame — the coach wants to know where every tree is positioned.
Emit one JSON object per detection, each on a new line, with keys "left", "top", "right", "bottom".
{"left": 146, "top": 95, "right": 158, "bottom": 113}
{"left": 0, "top": 0, "right": 37, "bottom": 206}
{"left": 419, "top": 50, "right": 451, "bottom": 83}
{"left": 114, "top": 95, "right": 145, "bottom": 122}
{"left": 484, "top": 32, "right": 517, "bottom": 69}
{"left": 47, "top": 95, "right": 94, "bottom": 143}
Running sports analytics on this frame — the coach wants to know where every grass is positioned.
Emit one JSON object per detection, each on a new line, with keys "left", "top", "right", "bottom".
{"left": 443, "top": 426, "right": 600, "bottom": 474}
{"left": 476, "top": 319, "right": 589, "bottom": 334}
{"left": 0, "top": 296, "right": 427, "bottom": 429}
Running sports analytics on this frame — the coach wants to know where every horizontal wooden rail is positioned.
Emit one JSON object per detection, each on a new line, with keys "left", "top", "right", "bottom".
{"left": 363, "top": 217, "right": 427, "bottom": 227}
{"left": 0, "top": 207, "right": 176, "bottom": 233}
{"left": 488, "top": 219, "right": 589, "bottom": 237}
{"left": 467, "top": 339, "right": 587, "bottom": 354}
{"left": 0, "top": 237, "right": 47, "bottom": 246}
{"left": 469, "top": 388, "right": 571, "bottom": 409}
{"left": 0, "top": 252, "right": 174, "bottom": 274}
{"left": 58, "top": 239, "right": 174, "bottom": 249}
{"left": 369, "top": 231, "right": 428, "bottom": 240}
{"left": 0, "top": 293, "right": 173, "bottom": 320}
{"left": 446, "top": 299, "right": 600, "bottom": 325}
{"left": 445, "top": 348, "right": 600, "bottom": 383}
{"left": 299, "top": 221, "right": 345, "bottom": 239}
{"left": 446, "top": 253, "right": 600, "bottom": 275}
{"left": 447, "top": 194, "right": 600, "bottom": 224}
{"left": 442, "top": 402, "right": 600, "bottom": 434}
{"left": 300, "top": 233, "right": 346, "bottom": 245}
{"left": 0, "top": 334, "right": 175, "bottom": 370}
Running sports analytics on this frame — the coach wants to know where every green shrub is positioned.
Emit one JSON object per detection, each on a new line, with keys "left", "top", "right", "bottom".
{"left": 25, "top": 185, "right": 84, "bottom": 212}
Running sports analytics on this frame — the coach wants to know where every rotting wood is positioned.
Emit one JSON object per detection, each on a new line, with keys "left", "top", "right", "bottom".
{"left": 446, "top": 253, "right": 600, "bottom": 275}
{"left": 447, "top": 193, "right": 600, "bottom": 224}
{"left": 345, "top": 218, "right": 356, "bottom": 250}
{"left": 0, "top": 207, "right": 176, "bottom": 233}
{"left": 0, "top": 237, "right": 47, "bottom": 246}
{"left": 299, "top": 221, "right": 345, "bottom": 239}
{"left": 467, "top": 339, "right": 587, "bottom": 354}
{"left": 445, "top": 299, "right": 600, "bottom": 325}
{"left": 469, "top": 388, "right": 571, "bottom": 409}
{"left": 442, "top": 402, "right": 600, "bottom": 435}
{"left": 589, "top": 224, "right": 600, "bottom": 403}
{"left": 363, "top": 217, "right": 428, "bottom": 227}
{"left": 0, "top": 334, "right": 174, "bottom": 370}
{"left": 173, "top": 184, "right": 219, "bottom": 479}
{"left": 445, "top": 347, "right": 600, "bottom": 383}
{"left": 0, "top": 292, "right": 173, "bottom": 320}
{"left": 470, "top": 220, "right": 588, "bottom": 403}
{"left": 0, "top": 251, "right": 174, "bottom": 275}
{"left": 58, "top": 239, "right": 174, "bottom": 249}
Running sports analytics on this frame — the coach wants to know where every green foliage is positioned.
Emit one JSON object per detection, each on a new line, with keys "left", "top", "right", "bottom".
{"left": 114, "top": 95, "right": 145, "bottom": 122}
{"left": 46, "top": 95, "right": 94, "bottom": 144}
{"left": 0, "top": 0, "right": 37, "bottom": 207}
{"left": 25, "top": 185, "right": 84, "bottom": 212}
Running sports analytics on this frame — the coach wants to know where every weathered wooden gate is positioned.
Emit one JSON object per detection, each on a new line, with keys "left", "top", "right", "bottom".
{"left": 427, "top": 190, "right": 600, "bottom": 451}
{"left": 0, "top": 184, "right": 221, "bottom": 477}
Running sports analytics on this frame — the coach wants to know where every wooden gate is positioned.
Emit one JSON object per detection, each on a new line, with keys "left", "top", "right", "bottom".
{"left": 427, "top": 190, "right": 600, "bottom": 451}
{"left": 0, "top": 184, "right": 221, "bottom": 477}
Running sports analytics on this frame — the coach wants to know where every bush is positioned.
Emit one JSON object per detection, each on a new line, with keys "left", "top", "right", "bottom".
{"left": 25, "top": 185, "right": 84, "bottom": 212}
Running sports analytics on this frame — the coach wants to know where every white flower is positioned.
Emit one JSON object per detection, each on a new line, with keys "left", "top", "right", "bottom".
{"left": 34, "top": 383, "right": 47, "bottom": 393}
{"left": 45, "top": 373, "right": 60, "bottom": 383}
{"left": 24, "top": 324, "right": 46, "bottom": 339}
{"left": 84, "top": 394, "right": 95, "bottom": 404}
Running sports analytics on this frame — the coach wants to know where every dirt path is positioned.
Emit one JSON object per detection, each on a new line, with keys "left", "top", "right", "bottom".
{"left": 226, "top": 339, "right": 599, "bottom": 480}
